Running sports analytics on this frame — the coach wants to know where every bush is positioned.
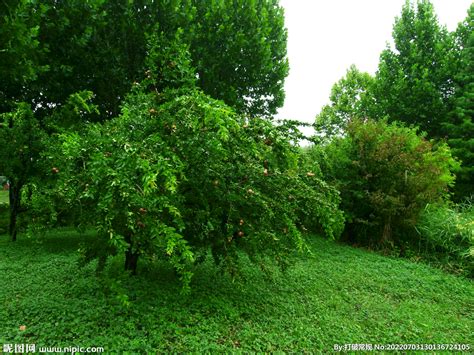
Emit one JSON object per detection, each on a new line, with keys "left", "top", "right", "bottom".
{"left": 50, "top": 87, "right": 344, "bottom": 290}
{"left": 415, "top": 201, "right": 473, "bottom": 277}
{"left": 315, "top": 118, "right": 458, "bottom": 247}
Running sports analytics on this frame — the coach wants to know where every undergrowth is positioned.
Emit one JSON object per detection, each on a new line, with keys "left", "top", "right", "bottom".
{"left": 415, "top": 200, "right": 473, "bottom": 277}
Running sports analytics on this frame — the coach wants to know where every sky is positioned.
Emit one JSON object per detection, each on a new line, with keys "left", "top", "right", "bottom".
{"left": 275, "top": 0, "right": 473, "bottom": 131}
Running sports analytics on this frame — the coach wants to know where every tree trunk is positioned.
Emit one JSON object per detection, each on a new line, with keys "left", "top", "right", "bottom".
{"left": 124, "top": 233, "right": 139, "bottom": 275}
{"left": 9, "top": 181, "right": 22, "bottom": 242}
{"left": 380, "top": 216, "right": 392, "bottom": 246}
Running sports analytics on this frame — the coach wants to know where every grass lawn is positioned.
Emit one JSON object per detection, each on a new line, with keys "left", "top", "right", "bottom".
{"left": 0, "top": 229, "right": 472, "bottom": 352}
{"left": 0, "top": 190, "right": 8, "bottom": 204}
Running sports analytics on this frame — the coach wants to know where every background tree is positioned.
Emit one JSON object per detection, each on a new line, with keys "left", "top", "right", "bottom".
{"left": 314, "top": 65, "right": 375, "bottom": 140}
{"left": 0, "top": 104, "right": 46, "bottom": 241}
{"left": 0, "top": 90, "right": 98, "bottom": 241}
{"left": 0, "top": 0, "right": 46, "bottom": 112}
{"left": 371, "top": 0, "right": 456, "bottom": 138}
{"left": 2, "top": 0, "right": 289, "bottom": 119}
{"left": 315, "top": 0, "right": 472, "bottom": 199}
{"left": 443, "top": 4, "right": 474, "bottom": 199}
{"left": 188, "top": 0, "right": 289, "bottom": 116}
{"left": 28, "top": 0, "right": 189, "bottom": 118}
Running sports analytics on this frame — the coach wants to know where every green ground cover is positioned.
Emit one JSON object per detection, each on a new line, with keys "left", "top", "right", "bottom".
{"left": 0, "top": 229, "right": 472, "bottom": 352}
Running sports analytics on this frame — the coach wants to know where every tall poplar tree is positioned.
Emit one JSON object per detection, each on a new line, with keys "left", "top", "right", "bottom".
{"left": 372, "top": 0, "right": 455, "bottom": 138}
{"left": 444, "top": 5, "right": 474, "bottom": 198}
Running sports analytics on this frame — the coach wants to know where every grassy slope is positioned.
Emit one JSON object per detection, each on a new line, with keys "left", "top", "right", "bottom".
{"left": 0, "top": 230, "right": 472, "bottom": 352}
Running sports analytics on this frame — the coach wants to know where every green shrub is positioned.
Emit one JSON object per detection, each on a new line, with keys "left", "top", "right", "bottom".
{"left": 50, "top": 88, "right": 344, "bottom": 291}
{"left": 415, "top": 201, "right": 473, "bottom": 277}
{"left": 315, "top": 118, "right": 458, "bottom": 247}
{"left": 40, "top": 31, "right": 343, "bottom": 291}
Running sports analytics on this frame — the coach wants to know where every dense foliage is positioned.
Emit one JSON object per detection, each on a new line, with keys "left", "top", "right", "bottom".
{"left": 314, "top": 119, "right": 457, "bottom": 247}
{"left": 188, "top": 0, "right": 289, "bottom": 116}
{"left": 0, "top": 104, "right": 46, "bottom": 240}
{"left": 1, "top": 0, "right": 288, "bottom": 117}
{"left": 443, "top": 4, "right": 474, "bottom": 198}
{"left": 315, "top": 1, "right": 473, "bottom": 199}
{"left": 0, "top": 0, "right": 47, "bottom": 111}
{"left": 314, "top": 65, "right": 375, "bottom": 140}
{"left": 0, "top": 0, "right": 290, "bottom": 243}
{"left": 51, "top": 84, "right": 342, "bottom": 286}
{"left": 372, "top": 0, "right": 455, "bottom": 138}
{"left": 416, "top": 201, "right": 473, "bottom": 277}
{"left": 373, "top": 1, "right": 473, "bottom": 199}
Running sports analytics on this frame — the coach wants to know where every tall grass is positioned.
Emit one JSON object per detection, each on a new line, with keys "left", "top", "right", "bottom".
{"left": 415, "top": 199, "right": 473, "bottom": 277}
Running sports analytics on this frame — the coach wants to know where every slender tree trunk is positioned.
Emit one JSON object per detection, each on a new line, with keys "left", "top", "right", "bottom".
{"left": 9, "top": 181, "right": 21, "bottom": 242}
{"left": 380, "top": 216, "right": 392, "bottom": 246}
{"left": 124, "top": 233, "right": 139, "bottom": 275}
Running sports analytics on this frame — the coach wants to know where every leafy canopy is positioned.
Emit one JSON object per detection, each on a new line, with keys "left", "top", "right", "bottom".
{"left": 1, "top": 0, "right": 289, "bottom": 118}
{"left": 0, "top": 104, "right": 46, "bottom": 187}
{"left": 443, "top": 4, "right": 474, "bottom": 198}
{"left": 314, "top": 65, "right": 375, "bottom": 140}
{"left": 372, "top": 0, "right": 455, "bottom": 137}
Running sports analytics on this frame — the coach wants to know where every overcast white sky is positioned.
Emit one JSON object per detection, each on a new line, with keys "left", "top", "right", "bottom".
{"left": 275, "top": 0, "right": 473, "bottom": 128}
